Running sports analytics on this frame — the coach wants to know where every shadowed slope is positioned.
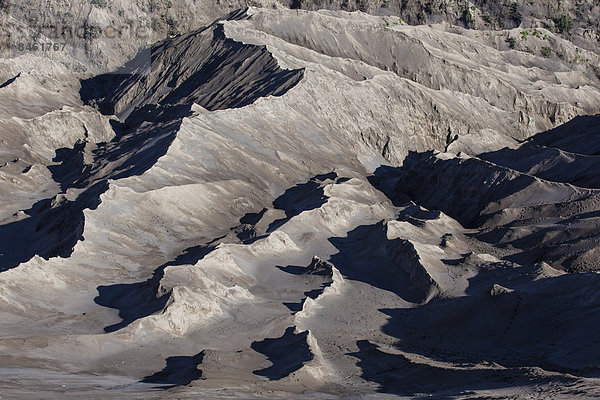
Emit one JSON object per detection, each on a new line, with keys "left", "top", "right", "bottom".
{"left": 370, "top": 117, "right": 600, "bottom": 273}
{"left": 142, "top": 351, "right": 205, "bottom": 389}
{"left": 0, "top": 11, "right": 303, "bottom": 272}
{"left": 95, "top": 241, "right": 218, "bottom": 333}
{"left": 479, "top": 115, "right": 600, "bottom": 188}
{"left": 81, "top": 10, "right": 304, "bottom": 117}
{"left": 251, "top": 327, "right": 314, "bottom": 380}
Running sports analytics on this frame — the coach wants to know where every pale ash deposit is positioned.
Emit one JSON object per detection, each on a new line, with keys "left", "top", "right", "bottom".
{"left": 0, "top": 6, "right": 600, "bottom": 400}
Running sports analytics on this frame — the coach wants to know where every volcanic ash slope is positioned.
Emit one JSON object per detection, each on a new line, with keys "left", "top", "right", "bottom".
{"left": 0, "top": 6, "right": 600, "bottom": 400}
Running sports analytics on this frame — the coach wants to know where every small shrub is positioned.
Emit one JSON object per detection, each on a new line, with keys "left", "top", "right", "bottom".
{"left": 91, "top": 0, "right": 108, "bottom": 8}
{"left": 482, "top": 13, "right": 494, "bottom": 25}
{"left": 541, "top": 46, "right": 552, "bottom": 57}
{"left": 509, "top": 2, "right": 521, "bottom": 24}
{"left": 593, "top": 65, "right": 600, "bottom": 79}
{"left": 462, "top": 8, "right": 475, "bottom": 27}
{"left": 505, "top": 36, "right": 517, "bottom": 49}
{"left": 553, "top": 13, "right": 573, "bottom": 33}
{"left": 166, "top": 17, "right": 177, "bottom": 36}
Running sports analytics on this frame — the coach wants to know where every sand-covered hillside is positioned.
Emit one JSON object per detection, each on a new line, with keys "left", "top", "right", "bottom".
{"left": 0, "top": 4, "right": 600, "bottom": 399}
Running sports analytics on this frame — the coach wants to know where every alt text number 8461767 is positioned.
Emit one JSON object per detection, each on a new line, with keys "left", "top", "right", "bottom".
{"left": 10, "top": 42, "right": 67, "bottom": 52}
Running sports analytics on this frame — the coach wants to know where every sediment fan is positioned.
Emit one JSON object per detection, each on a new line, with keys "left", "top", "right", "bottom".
{"left": 0, "top": 5, "right": 600, "bottom": 399}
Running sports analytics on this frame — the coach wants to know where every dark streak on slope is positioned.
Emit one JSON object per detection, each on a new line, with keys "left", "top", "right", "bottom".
{"left": 0, "top": 72, "right": 20, "bottom": 89}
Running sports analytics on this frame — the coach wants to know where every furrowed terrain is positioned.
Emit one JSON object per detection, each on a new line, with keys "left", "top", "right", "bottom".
{"left": 0, "top": 5, "right": 600, "bottom": 399}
